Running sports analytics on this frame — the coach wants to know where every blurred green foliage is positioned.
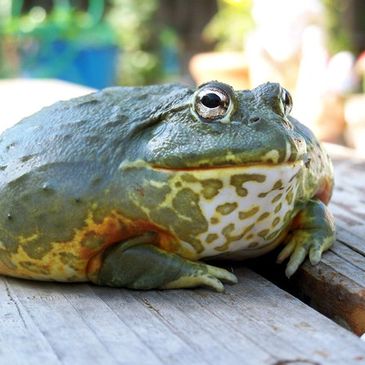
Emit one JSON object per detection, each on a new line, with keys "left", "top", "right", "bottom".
{"left": 2, "top": 1, "right": 117, "bottom": 45}
{"left": 0, "top": 0, "right": 118, "bottom": 79}
{"left": 203, "top": 0, "right": 253, "bottom": 51}
{"left": 108, "top": 0, "right": 163, "bottom": 85}
{"left": 0, "top": 0, "right": 172, "bottom": 85}
{"left": 323, "top": 0, "right": 354, "bottom": 54}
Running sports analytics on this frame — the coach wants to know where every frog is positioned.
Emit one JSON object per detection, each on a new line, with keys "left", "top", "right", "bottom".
{"left": 0, "top": 81, "right": 335, "bottom": 292}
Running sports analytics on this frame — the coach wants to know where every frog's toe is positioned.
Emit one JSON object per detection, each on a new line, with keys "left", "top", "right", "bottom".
{"left": 276, "top": 235, "right": 295, "bottom": 264}
{"left": 284, "top": 236, "right": 310, "bottom": 278}
{"left": 308, "top": 237, "right": 333, "bottom": 265}
{"left": 163, "top": 265, "right": 237, "bottom": 292}
{"left": 206, "top": 264, "right": 238, "bottom": 285}
{"left": 281, "top": 232, "right": 335, "bottom": 278}
{"left": 163, "top": 273, "right": 226, "bottom": 292}
{"left": 277, "top": 199, "right": 335, "bottom": 278}
{"left": 309, "top": 244, "right": 322, "bottom": 265}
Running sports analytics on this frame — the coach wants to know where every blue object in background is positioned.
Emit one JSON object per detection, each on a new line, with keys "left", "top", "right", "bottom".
{"left": 71, "top": 44, "right": 119, "bottom": 89}
{"left": 21, "top": 40, "right": 120, "bottom": 89}
{"left": 14, "top": 0, "right": 120, "bottom": 89}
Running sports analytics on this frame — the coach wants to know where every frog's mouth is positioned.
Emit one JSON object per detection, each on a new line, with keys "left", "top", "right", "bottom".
{"left": 152, "top": 159, "right": 305, "bottom": 173}
{"left": 150, "top": 149, "right": 309, "bottom": 172}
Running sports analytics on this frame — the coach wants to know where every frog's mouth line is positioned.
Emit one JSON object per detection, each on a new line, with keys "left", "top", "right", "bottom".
{"left": 152, "top": 160, "right": 304, "bottom": 172}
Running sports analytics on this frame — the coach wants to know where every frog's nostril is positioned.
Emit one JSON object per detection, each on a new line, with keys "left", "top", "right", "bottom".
{"left": 249, "top": 116, "right": 261, "bottom": 124}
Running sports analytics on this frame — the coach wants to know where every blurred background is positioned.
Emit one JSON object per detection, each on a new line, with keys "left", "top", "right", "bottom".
{"left": 1, "top": 0, "right": 365, "bottom": 153}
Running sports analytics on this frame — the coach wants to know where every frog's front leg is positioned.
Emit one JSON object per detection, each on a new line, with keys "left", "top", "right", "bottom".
{"left": 92, "top": 233, "right": 237, "bottom": 292}
{"left": 276, "top": 199, "right": 335, "bottom": 278}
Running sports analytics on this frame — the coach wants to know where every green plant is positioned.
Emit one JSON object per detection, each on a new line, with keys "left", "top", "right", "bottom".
{"left": 3, "top": 0, "right": 117, "bottom": 46}
{"left": 203, "top": 0, "right": 253, "bottom": 51}
{"left": 108, "top": 0, "right": 162, "bottom": 85}
{"left": 322, "top": 0, "right": 354, "bottom": 54}
{"left": 0, "top": 0, "right": 119, "bottom": 81}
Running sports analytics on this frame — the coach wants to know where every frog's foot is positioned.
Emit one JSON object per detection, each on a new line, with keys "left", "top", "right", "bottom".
{"left": 93, "top": 233, "right": 237, "bottom": 292}
{"left": 276, "top": 199, "right": 335, "bottom": 278}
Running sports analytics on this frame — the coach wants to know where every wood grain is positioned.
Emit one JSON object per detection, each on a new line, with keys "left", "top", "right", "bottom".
{"left": 1, "top": 268, "right": 365, "bottom": 365}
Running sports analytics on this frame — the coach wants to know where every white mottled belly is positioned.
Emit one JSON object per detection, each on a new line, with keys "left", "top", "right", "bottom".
{"left": 169, "top": 162, "right": 303, "bottom": 259}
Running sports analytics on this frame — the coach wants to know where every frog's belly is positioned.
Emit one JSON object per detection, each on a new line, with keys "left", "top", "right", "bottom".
{"left": 173, "top": 162, "right": 302, "bottom": 259}
{"left": 0, "top": 162, "right": 303, "bottom": 282}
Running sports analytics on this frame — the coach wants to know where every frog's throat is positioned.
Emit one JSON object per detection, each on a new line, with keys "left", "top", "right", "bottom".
{"left": 149, "top": 161, "right": 304, "bottom": 259}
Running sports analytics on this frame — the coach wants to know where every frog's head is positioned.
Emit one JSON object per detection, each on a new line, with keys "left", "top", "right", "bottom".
{"left": 125, "top": 81, "right": 307, "bottom": 169}
{"left": 119, "top": 82, "right": 309, "bottom": 258}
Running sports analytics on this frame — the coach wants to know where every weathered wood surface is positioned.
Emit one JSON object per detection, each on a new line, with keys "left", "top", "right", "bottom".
{"left": 1, "top": 268, "right": 365, "bottom": 365}
{"left": 277, "top": 144, "right": 365, "bottom": 335}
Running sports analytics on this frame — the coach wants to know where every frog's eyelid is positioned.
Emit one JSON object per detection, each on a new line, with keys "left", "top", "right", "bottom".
{"left": 128, "top": 98, "right": 191, "bottom": 134}
{"left": 156, "top": 102, "right": 191, "bottom": 122}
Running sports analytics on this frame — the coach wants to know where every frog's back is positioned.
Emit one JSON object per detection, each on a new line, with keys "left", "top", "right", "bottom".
{"left": 0, "top": 84, "right": 184, "bottom": 181}
{"left": 0, "top": 84, "right": 188, "bottom": 281}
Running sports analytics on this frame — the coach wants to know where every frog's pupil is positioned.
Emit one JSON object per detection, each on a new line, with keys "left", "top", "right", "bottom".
{"left": 201, "top": 93, "right": 221, "bottom": 108}
{"left": 284, "top": 93, "right": 289, "bottom": 105}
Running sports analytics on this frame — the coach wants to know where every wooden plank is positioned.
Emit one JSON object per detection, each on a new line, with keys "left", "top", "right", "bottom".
{"left": 258, "top": 145, "right": 365, "bottom": 335}
{"left": 3, "top": 278, "right": 162, "bottom": 365}
{"left": 1, "top": 269, "right": 365, "bottom": 365}
{"left": 0, "top": 278, "right": 61, "bottom": 365}
{"left": 4, "top": 280, "right": 124, "bottom": 365}
{"left": 61, "top": 286, "right": 163, "bottom": 365}
{"left": 290, "top": 247, "right": 365, "bottom": 335}
{"left": 92, "top": 286, "right": 274, "bottom": 365}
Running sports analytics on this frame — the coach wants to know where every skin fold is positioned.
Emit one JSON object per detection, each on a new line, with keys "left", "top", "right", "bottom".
{"left": 0, "top": 81, "right": 335, "bottom": 291}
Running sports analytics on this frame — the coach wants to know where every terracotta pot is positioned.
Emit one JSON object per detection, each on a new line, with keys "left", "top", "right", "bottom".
{"left": 189, "top": 52, "right": 250, "bottom": 89}
{"left": 344, "top": 94, "right": 365, "bottom": 155}
{"left": 314, "top": 93, "right": 346, "bottom": 143}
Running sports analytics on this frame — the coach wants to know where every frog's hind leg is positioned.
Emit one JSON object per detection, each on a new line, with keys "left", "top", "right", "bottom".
{"left": 91, "top": 233, "right": 237, "bottom": 292}
{"left": 276, "top": 199, "right": 335, "bottom": 278}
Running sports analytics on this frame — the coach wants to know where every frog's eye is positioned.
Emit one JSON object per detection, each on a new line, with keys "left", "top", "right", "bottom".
{"left": 281, "top": 88, "right": 292, "bottom": 115}
{"left": 192, "top": 82, "right": 235, "bottom": 123}
{"left": 195, "top": 88, "right": 229, "bottom": 120}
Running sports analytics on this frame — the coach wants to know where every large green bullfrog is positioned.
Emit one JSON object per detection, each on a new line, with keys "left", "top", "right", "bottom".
{"left": 0, "top": 81, "right": 335, "bottom": 291}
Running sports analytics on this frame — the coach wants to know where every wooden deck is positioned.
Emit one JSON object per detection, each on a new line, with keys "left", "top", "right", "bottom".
{"left": 2, "top": 266, "right": 365, "bottom": 365}
{"left": 1, "top": 80, "right": 365, "bottom": 365}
